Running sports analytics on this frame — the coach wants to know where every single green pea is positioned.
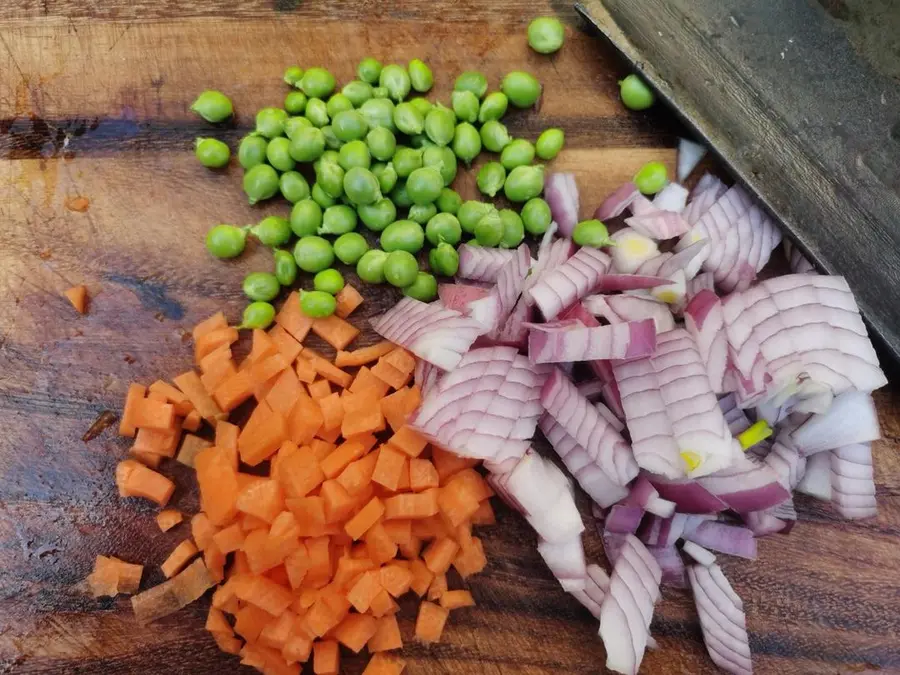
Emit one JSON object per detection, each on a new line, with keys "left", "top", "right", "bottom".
{"left": 316, "top": 150, "right": 339, "bottom": 168}
{"left": 321, "top": 125, "right": 341, "bottom": 150}
{"left": 358, "top": 57, "right": 383, "bottom": 84}
{"left": 405, "top": 166, "right": 444, "bottom": 205}
{"left": 500, "top": 138, "right": 535, "bottom": 170}
{"left": 256, "top": 107, "right": 288, "bottom": 138}
{"left": 372, "top": 162, "right": 398, "bottom": 194}
{"left": 410, "top": 100, "right": 433, "bottom": 123}
{"left": 312, "top": 183, "right": 338, "bottom": 208}
{"left": 366, "top": 127, "right": 397, "bottom": 162}
{"left": 331, "top": 109, "right": 369, "bottom": 143}
{"left": 402, "top": 272, "right": 438, "bottom": 301}
{"left": 266, "top": 136, "right": 296, "bottom": 172}
{"left": 191, "top": 90, "right": 233, "bottom": 123}
{"left": 243, "top": 272, "right": 281, "bottom": 302}
{"left": 424, "top": 105, "right": 456, "bottom": 147}
{"left": 293, "top": 235, "right": 335, "bottom": 273}
{"left": 195, "top": 137, "right": 230, "bottom": 168}
{"left": 290, "top": 199, "right": 323, "bottom": 237}
{"left": 289, "top": 126, "right": 326, "bottom": 162}
{"left": 535, "top": 128, "right": 565, "bottom": 160}
{"left": 498, "top": 209, "right": 525, "bottom": 248}
{"left": 357, "top": 249, "right": 388, "bottom": 283}
{"left": 454, "top": 71, "right": 488, "bottom": 99}
{"left": 390, "top": 180, "right": 413, "bottom": 208}
{"left": 408, "top": 134, "right": 435, "bottom": 150}
{"left": 334, "top": 232, "right": 370, "bottom": 265}
{"left": 300, "top": 67, "right": 336, "bottom": 99}
{"left": 359, "top": 98, "right": 396, "bottom": 132}
{"left": 300, "top": 290, "right": 337, "bottom": 318}
{"left": 452, "top": 122, "right": 482, "bottom": 164}
{"left": 393, "top": 102, "right": 425, "bottom": 136}
{"left": 243, "top": 164, "right": 280, "bottom": 205}
{"left": 274, "top": 249, "right": 298, "bottom": 286}
{"left": 252, "top": 216, "right": 292, "bottom": 247}
{"left": 314, "top": 268, "right": 345, "bottom": 295}
{"left": 205, "top": 224, "right": 247, "bottom": 259}
{"left": 425, "top": 212, "right": 462, "bottom": 246}
{"left": 241, "top": 301, "right": 276, "bottom": 329}
{"left": 316, "top": 161, "right": 345, "bottom": 198}
{"left": 408, "top": 59, "right": 434, "bottom": 93}
{"left": 528, "top": 16, "right": 565, "bottom": 54}
{"left": 502, "top": 71, "right": 542, "bottom": 108}
{"left": 320, "top": 204, "right": 358, "bottom": 235}
{"left": 338, "top": 140, "right": 371, "bottom": 171}
{"left": 521, "top": 197, "right": 552, "bottom": 235}
{"left": 478, "top": 91, "right": 509, "bottom": 123}
{"left": 392, "top": 146, "right": 424, "bottom": 178}
{"left": 572, "top": 219, "right": 612, "bottom": 247}
{"left": 238, "top": 134, "right": 268, "bottom": 169}
{"left": 480, "top": 119, "right": 511, "bottom": 153}
{"left": 358, "top": 197, "right": 397, "bottom": 232}
{"left": 429, "top": 242, "right": 459, "bottom": 277}
{"left": 634, "top": 161, "right": 668, "bottom": 195}
{"left": 343, "top": 166, "right": 382, "bottom": 206}
{"left": 384, "top": 250, "right": 419, "bottom": 288}
{"left": 379, "top": 64, "right": 412, "bottom": 103}
{"left": 422, "top": 146, "right": 458, "bottom": 186}
{"left": 284, "top": 116, "right": 313, "bottom": 140}
{"left": 451, "top": 90, "right": 479, "bottom": 124}
{"left": 284, "top": 66, "right": 304, "bottom": 87}
{"left": 408, "top": 203, "right": 437, "bottom": 225}
{"left": 305, "top": 98, "right": 330, "bottom": 128}
{"left": 381, "top": 220, "right": 425, "bottom": 253}
{"left": 457, "top": 200, "right": 494, "bottom": 234}
{"left": 285, "top": 91, "right": 308, "bottom": 115}
{"left": 436, "top": 187, "right": 462, "bottom": 215}
{"left": 504, "top": 164, "right": 545, "bottom": 202}
{"left": 342, "top": 80, "right": 374, "bottom": 107}
{"left": 280, "top": 171, "right": 310, "bottom": 203}
{"left": 477, "top": 162, "right": 507, "bottom": 198}
{"left": 372, "top": 86, "right": 390, "bottom": 99}
{"left": 326, "top": 93, "right": 354, "bottom": 118}
{"left": 475, "top": 210, "right": 504, "bottom": 247}
{"left": 619, "top": 74, "right": 655, "bottom": 111}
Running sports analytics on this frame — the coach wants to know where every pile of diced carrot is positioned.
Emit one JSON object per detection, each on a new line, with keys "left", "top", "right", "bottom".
{"left": 94, "top": 288, "right": 496, "bottom": 675}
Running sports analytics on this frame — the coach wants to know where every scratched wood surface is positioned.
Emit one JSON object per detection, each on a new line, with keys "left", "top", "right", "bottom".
{"left": 0, "top": 2, "right": 898, "bottom": 674}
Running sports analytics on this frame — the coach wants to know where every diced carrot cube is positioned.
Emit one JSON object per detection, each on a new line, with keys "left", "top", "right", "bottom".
{"left": 174, "top": 370, "right": 225, "bottom": 423}
{"left": 415, "top": 601, "right": 449, "bottom": 643}
{"left": 200, "top": 351, "right": 237, "bottom": 394}
{"left": 294, "top": 354, "right": 317, "bottom": 383}
{"left": 284, "top": 544, "right": 310, "bottom": 590}
{"left": 368, "top": 615, "right": 403, "bottom": 652}
{"left": 238, "top": 401, "right": 288, "bottom": 466}
{"left": 334, "top": 341, "right": 395, "bottom": 368}
{"left": 411, "top": 512, "right": 452, "bottom": 540}
{"left": 388, "top": 426, "right": 429, "bottom": 458}
{"left": 268, "top": 323, "right": 304, "bottom": 363}
{"left": 372, "top": 445, "right": 407, "bottom": 491}
{"left": 371, "top": 359, "right": 410, "bottom": 390}
{"left": 133, "top": 424, "right": 181, "bottom": 458}
{"left": 380, "top": 563, "right": 413, "bottom": 598}
{"left": 156, "top": 509, "right": 183, "bottom": 532}
{"left": 440, "top": 590, "right": 476, "bottom": 610}
{"left": 332, "top": 556, "right": 376, "bottom": 590}
{"left": 233, "top": 604, "right": 271, "bottom": 643}
{"left": 286, "top": 495, "right": 327, "bottom": 536}
{"left": 333, "top": 613, "right": 378, "bottom": 654}
{"left": 380, "top": 386, "right": 421, "bottom": 433}
{"left": 307, "top": 379, "right": 332, "bottom": 400}
{"left": 470, "top": 499, "right": 496, "bottom": 526}
{"left": 276, "top": 291, "right": 314, "bottom": 342}
{"left": 182, "top": 409, "right": 203, "bottom": 432}
{"left": 383, "top": 348, "right": 416, "bottom": 376}
{"left": 259, "top": 608, "right": 296, "bottom": 650}
{"left": 195, "top": 326, "right": 239, "bottom": 363}
{"left": 311, "top": 314, "right": 360, "bottom": 351}
{"left": 432, "top": 446, "right": 478, "bottom": 484}
{"left": 193, "top": 312, "right": 228, "bottom": 341}
{"left": 310, "top": 439, "right": 337, "bottom": 461}
{"left": 427, "top": 573, "right": 447, "bottom": 601}
{"left": 115, "top": 459, "right": 175, "bottom": 506}
{"left": 313, "top": 638, "right": 340, "bottom": 674}
{"left": 191, "top": 513, "right": 218, "bottom": 551}
{"left": 234, "top": 574, "right": 294, "bottom": 616}
{"left": 362, "top": 652, "right": 407, "bottom": 675}
{"left": 119, "top": 383, "right": 148, "bottom": 438}
{"left": 318, "top": 392, "right": 344, "bottom": 432}
{"left": 132, "top": 397, "right": 176, "bottom": 431}
{"left": 236, "top": 479, "right": 285, "bottom": 524}
{"left": 215, "top": 420, "right": 239, "bottom": 452}
{"left": 278, "top": 448, "right": 326, "bottom": 500}
{"left": 334, "top": 284, "right": 364, "bottom": 319}
{"left": 368, "top": 588, "right": 399, "bottom": 618}
{"left": 320, "top": 480, "right": 356, "bottom": 523}
{"left": 341, "top": 398, "right": 385, "bottom": 438}
{"left": 282, "top": 623, "right": 313, "bottom": 664}
{"left": 287, "top": 392, "right": 323, "bottom": 445}
{"left": 212, "top": 523, "right": 245, "bottom": 554}
{"left": 212, "top": 368, "right": 255, "bottom": 412}
{"left": 264, "top": 367, "right": 303, "bottom": 416}
{"left": 383, "top": 491, "right": 439, "bottom": 520}
{"left": 409, "top": 458, "right": 440, "bottom": 491}
{"left": 344, "top": 497, "right": 385, "bottom": 541}
{"left": 320, "top": 437, "right": 369, "bottom": 479}
{"left": 382, "top": 519, "right": 413, "bottom": 547}
{"left": 364, "top": 522, "right": 398, "bottom": 565}
{"left": 350, "top": 367, "right": 391, "bottom": 398}
{"left": 160, "top": 539, "right": 199, "bottom": 578}
{"left": 452, "top": 536, "right": 487, "bottom": 578}
{"left": 64, "top": 284, "right": 88, "bottom": 313}
{"left": 302, "top": 348, "right": 353, "bottom": 389}
{"left": 346, "top": 569, "right": 382, "bottom": 613}
{"left": 437, "top": 483, "right": 480, "bottom": 528}
{"left": 409, "top": 558, "right": 435, "bottom": 597}
{"left": 176, "top": 432, "right": 211, "bottom": 467}
{"left": 422, "top": 538, "right": 460, "bottom": 576}
{"left": 336, "top": 451, "right": 378, "bottom": 496}
{"left": 148, "top": 380, "right": 195, "bottom": 416}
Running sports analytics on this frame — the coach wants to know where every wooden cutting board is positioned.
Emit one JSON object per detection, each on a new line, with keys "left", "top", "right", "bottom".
{"left": 0, "top": 2, "right": 898, "bottom": 674}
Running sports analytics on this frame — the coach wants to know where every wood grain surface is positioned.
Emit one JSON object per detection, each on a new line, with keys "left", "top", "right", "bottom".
{"left": 0, "top": 2, "right": 898, "bottom": 674}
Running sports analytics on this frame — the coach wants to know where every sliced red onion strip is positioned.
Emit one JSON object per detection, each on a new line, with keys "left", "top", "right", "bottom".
{"left": 796, "top": 451, "right": 832, "bottom": 501}
{"left": 595, "top": 181, "right": 640, "bottom": 221}
{"left": 677, "top": 139, "right": 707, "bottom": 182}
{"left": 605, "top": 505, "right": 645, "bottom": 534}
{"left": 647, "top": 474, "right": 727, "bottom": 514}
{"left": 682, "top": 540, "right": 716, "bottom": 566}
{"left": 438, "top": 282, "right": 489, "bottom": 313}
{"left": 697, "top": 444, "right": 791, "bottom": 513}
{"left": 743, "top": 509, "right": 790, "bottom": 537}
{"left": 682, "top": 174, "right": 728, "bottom": 226}
{"left": 525, "top": 235, "right": 573, "bottom": 294}
{"left": 538, "top": 536, "right": 587, "bottom": 592}
{"left": 626, "top": 210, "right": 691, "bottom": 241}
{"left": 790, "top": 390, "right": 880, "bottom": 456}
{"left": 506, "top": 450, "right": 585, "bottom": 544}
{"left": 684, "top": 521, "right": 757, "bottom": 560}
{"left": 686, "top": 272, "right": 716, "bottom": 301}
{"left": 544, "top": 173, "right": 580, "bottom": 238}
{"left": 685, "top": 290, "right": 729, "bottom": 393}
{"left": 594, "top": 274, "right": 670, "bottom": 292}
{"left": 468, "top": 244, "right": 531, "bottom": 334}
{"left": 688, "top": 564, "right": 753, "bottom": 675}
{"left": 649, "top": 545, "right": 688, "bottom": 588}
{"left": 605, "top": 295, "right": 676, "bottom": 334}
{"left": 485, "top": 294, "right": 533, "bottom": 349}
{"left": 602, "top": 530, "right": 629, "bottom": 565}
{"left": 582, "top": 294, "right": 622, "bottom": 324}
{"left": 718, "top": 394, "right": 753, "bottom": 437}
{"left": 621, "top": 474, "right": 674, "bottom": 517}
{"left": 526, "top": 247, "right": 612, "bottom": 320}
{"left": 571, "top": 564, "right": 611, "bottom": 619}
{"left": 831, "top": 442, "right": 877, "bottom": 520}
{"left": 529, "top": 319, "right": 657, "bottom": 364}
{"left": 414, "top": 359, "right": 442, "bottom": 399}
{"left": 785, "top": 240, "right": 817, "bottom": 275}
{"left": 763, "top": 438, "right": 807, "bottom": 490}
{"left": 457, "top": 244, "right": 517, "bottom": 283}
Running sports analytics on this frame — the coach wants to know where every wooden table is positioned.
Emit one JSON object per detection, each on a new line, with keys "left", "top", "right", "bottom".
{"left": 0, "top": 2, "right": 898, "bottom": 673}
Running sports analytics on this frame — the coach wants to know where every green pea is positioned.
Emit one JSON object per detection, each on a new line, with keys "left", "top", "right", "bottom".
{"left": 243, "top": 272, "right": 281, "bottom": 302}
{"left": 393, "top": 147, "right": 423, "bottom": 178}
{"left": 436, "top": 187, "right": 462, "bottom": 215}
{"left": 316, "top": 161, "right": 345, "bottom": 199}
{"left": 521, "top": 197, "right": 552, "bottom": 235}
{"left": 478, "top": 92, "right": 509, "bottom": 123}
{"left": 293, "top": 235, "right": 335, "bottom": 273}
{"left": 305, "top": 98, "right": 330, "bottom": 128}
{"left": 256, "top": 107, "right": 288, "bottom": 138}
{"left": 381, "top": 220, "right": 425, "bottom": 253}
{"left": 289, "top": 126, "right": 326, "bottom": 162}
{"left": 343, "top": 166, "right": 382, "bottom": 206}
{"left": 285, "top": 90, "right": 308, "bottom": 115}
{"left": 480, "top": 120, "right": 511, "bottom": 153}
{"left": 423, "top": 105, "right": 456, "bottom": 147}
{"left": 243, "top": 164, "right": 280, "bottom": 205}
{"left": 241, "top": 301, "right": 276, "bottom": 329}
{"left": 266, "top": 136, "right": 295, "bottom": 172}
{"left": 195, "top": 137, "right": 230, "bottom": 168}
{"left": 390, "top": 180, "right": 413, "bottom": 208}
{"left": 280, "top": 171, "right": 311, "bottom": 203}
{"left": 384, "top": 250, "right": 419, "bottom": 288}
{"left": 409, "top": 97, "right": 433, "bottom": 119}
{"left": 343, "top": 80, "right": 374, "bottom": 107}
{"left": 498, "top": 209, "right": 525, "bottom": 248}
{"left": 372, "top": 86, "right": 390, "bottom": 99}
{"left": 500, "top": 139, "right": 535, "bottom": 170}
{"left": 315, "top": 151, "right": 340, "bottom": 168}
{"left": 425, "top": 212, "right": 462, "bottom": 246}
{"left": 502, "top": 71, "right": 542, "bottom": 108}
{"left": 619, "top": 74, "right": 655, "bottom": 111}
{"left": 326, "top": 93, "right": 354, "bottom": 118}
{"left": 451, "top": 90, "right": 479, "bottom": 124}
{"left": 634, "top": 161, "right": 668, "bottom": 195}
{"left": 536, "top": 128, "right": 565, "bottom": 160}
{"left": 405, "top": 166, "right": 443, "bottom": 205}
{"left": 338, "top": 140, "right": 371, "bottom": 171}
{"left": 284, "top": 66, "right": 304, "bottom": 87}
{"left": 380, "top": 64, "right": 411, "bottom": 103}
{"left": 422, "top": 144, "right": 457, "bottom": 185}
{"left": 408, "top": 134, "right": 435, "bottom": 149}
{"left": 408, "top": 59, "right": 434, "bottom": 93}
{"left": 357, "top": 249, "right": 388, "bottom": 283}
{"left": 528, "top": 16, "right": 565, "bottom": 54}
{"left": 312, "top": 183, "right": 338, "bottom": 208}
{"left": 408, "top": 203, "right": 437, "bottom": 225}
{"left": 429, "top": 242, "right": 459, "bottom": 277}
{"left": 320, "top": 204, "right": 357, "bottom": 235}
{"left": 205, "top": 224, "right": 247, "bottom": 259}
{"left": 402, "top": 272, "right": 438, "bottom": 301}
{"left": 359, "top": 98, "right": 396, "bottom": 131}
{"left": 314, "top": 269, "right": 345, "bottom": 295}
{"left": 334, "top": 232, "right": 370, "bottom": 265}
{"left": 504, "top": 164, "right": 545, "bottom": 202}
{"left": 457, "top": 200, "right": 494, "bottom": 234}
{"left": 191, "top": 90, "right": 233, "bottom": 123}
{"left": 300, "top": 67, "right": 336, "bottom": 99}
{"left": 290, "top": 199, "right": 323, "bottom": 237}
{"left": 474, "top": 210, "right": 504, "bottom": 247}
{"left": 454, "top": 71, "right": 488, "bottom": 99}
{"left": 477, "top": 162, "right": 506, "bottom": 197}
{"left": 284, "top": 116, "right": 313, "bottom": 139}
{"left": 393, "top": 102, "right": 425, "bottom": 136}
{"left": 300, "top": 290, "right": 337, "bottom": 318}
{"left": 358, "top": 57, "right": 383, "bottom": 84}
{"left": 358, "top": 197, "right": 397, "bottom": 232}
{"left": 452, "top": 122, "right": 482, "bottom": 164}
{"left": 238, "top": 134, "right": 268, "bottom": 169}
{"left": 366, "top": 127, "right": 397, "bottom": 162}
{"left": 320, "top": 126, "right": 340, "bottom": 150}
{"left": 331, "top": 110, "right": 369, "bottom": 143}
{"left": 372, "top": 162, "right": 398, "bottom": 194}
{"left": 572, "top": 219, "right": 612, "bottom": 247}
{"left": 252, "top": 216, "right": 292, "bottom": 247}
{"left": 274, "top": 249, "right": 298, "bottom": 286}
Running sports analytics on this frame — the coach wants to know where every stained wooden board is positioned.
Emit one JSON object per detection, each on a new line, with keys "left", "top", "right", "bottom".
{"left": 0, "top": 2, "right": 898, "bottom": 674}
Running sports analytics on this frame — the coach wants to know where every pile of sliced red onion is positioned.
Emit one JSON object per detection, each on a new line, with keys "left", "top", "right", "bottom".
{"left": 371, "top": 156, "right": 887, "bottom": 674}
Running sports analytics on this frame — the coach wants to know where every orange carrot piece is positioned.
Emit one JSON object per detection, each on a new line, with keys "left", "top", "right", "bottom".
{"left": 203, "top": 540, "right": 226, "bottom": 585}
{"left": 294, "top": 355, "right": 317, "bottom": 384}
{"left": 87, "top": 555, "right": 144, "bottom": 596}
{"left": 174, "top": 370, "right": 224, "bottom": 423}
{"left": 311, "top": 314, "right": 360, "bottom": 351}
{"left": 195, "top": 447, "right": 240, "bottom": 526}
{"left": 423, "top": 538, "right": 460, "bottom": 576}
{"left": 333, "top": 613, "right": 378, "bottom": 654}
{"left": 383, "top": 348, "right": 416, "bottom": 376}
{"left": 268, "top": 323, "right": 304, "bottom": 362}
{"left": 161, "top": 539, "right": 199, "bottom": 578}
{"left": 129, "top": 448, "right": 162, "bottom": 469}
{"left": 240, "top": 511, "right": 269, "bottom": 532}
{"left": 453, "top": 536, "right": 487, "bottom": 578}
{"left": 362, "top": 652, "right": 407, "bottom": 675}
{"left": 369, "top": 588, "right": 399, "bottom": 618}
{"left": 115, "top": 459, "right": 175, "bottom": 506}
{"left": 148, "top": 380, "right": 195, "bottom": 416}
{"left": 236, "top": 479, "right": 285, "bottom": 524}
{"left": 346, "top": 569, "right": 383, "bottom": 613}
{"left": 437, "top": 483, "right": 481, "bottom": 528}
{"left": 241, "top": 529, "right": 285, "bottom": 575}
{"left": 265, "top": 367, "right": 303, "bottom": 417}
{"left": 250, "top": 352, "right": 291, "bottom": 389}
{"left": 133, "top": 423, "right": 181, "bottom": 458}
{"left": 336, "top": 451, "right": 378, "bottom": 496}
{"left": 195, "top": 326, "right": 239, "bottom": 363}
{"left": 320, "top": 480, "right": 356, "bottom": 523}
{"left": 320, "top": 437, "right": 369, "bottom": 479}
{"left": 176, "top": 433, "right": 211, "bottom": 467}
{"left": 279, "top": 450, "right": 326, "bottom": 501}
{"left": 247, "top": 328, "right": 280, "bottom": 364}
{"left": 334, "top": 341, "right": 395, "bottom": 368}
{"left": 350, "top": 367, "right": 391, "bottom": 398}
{"left": 215, "top": 420, "right": 239, "bottom": 451}
{"left": 206, "top": 605, "right": 233, "bottom": 634}
{"left": 440, "top": 590, "right": 476, "bottom": 610}
{"left": 432, "top": 446, "right": 478, "bottom": 484}
{"left": 310, "top": 438, "right": 336, "bottom": 461}
{"left": 313, "top": 638, "right": 340, "bottom": 674}
{"left": 383, "top": 491, "right": 439, "bottom": 520}
{"left": 131, "top": 558, "right": 216, "bottom": 625}
{"left": 316, "top": 425, "right": 342, "bottom": 443}
{"left": 409, "top": 558, "right": 434, "bottom": 597}
{"left": 427, "top": 573, "right": 448, "bottom": 601}
{"left": 304, "top": 597, "right": 343, "bottom": 637}
{"left": 282, "top": 622, "right": 314, "bottom": 664}
{"left": 284, "top": 544, "right": 311, "bottom": 590}
{"left": 411, "top": 512, "right": 453, "bottom": 541}
{"left": 307, "top": 379, "right": 332, "bottom": 400}
{"left": 182, "top": 408, "right": 202, "bottom": 432}
{"left": 409, "top": 458, "right": 440, "bottom": 492}
{"left": 212, "top": 368, "right": 255, "bottom": 412}
{"left": 334, "top": 284, "right": 364, "bottom": 319}
{"left": 371, "top": 360, "right": 411, "bottom": 390}
{"left": 276, "top": 291, "right": 314, "bottom": 342}
{"left": 446, "top": 468, "right": 493, "bottom": 501}
{"left": 471, "top": 499, "right": 496, "bottom": 526}
{"left": 191, "top": 513, "right": 218, "bottom": 551}
{"left": 200, "top": 352, "right": 237, "bottom": 394}
{"left": 259, "top": 608, "right": 296, "bottom": 650}
{"left": 64, "top": 284, "right": 88, "bottom": 313}
{"left": 344, "top": 497, "right": 385, "bottom": 540}
{"left": 415, "top": 601, "right": 449, "bottom": 643}
{"left": 380, "top": 386, "right": 421, "bottom": 433}
{"left": 193, "top": 312, "right": 228, "bottom": 341}
{"left": 388, "top": 425, "right": 429, "bottom": 459}
{"left": 382, "top": 519, "right": 413, "bottom": 548}
{"left": 287, "top": 392, "right": 323, "bottom": 446}
{"left": 302, "top": 348, "right": 353, "bottom": 388}
{"left": 364, "top": 521, "right": 398, "bottom": 565}
{"left": 372, "top": 445, "right": 407, "bottom": 491}
{"left": 132, "top": 397, "right": 176, "bottom": 431}
{"left": 368, "top": 615, "right": 403, "bottom": 652}
{"left": 234, "top": 574, "right": 294, "bottom": 616}
{"left": 238, "top": 401, "right": 288, "bottom": 466}
{"left": 119, "top": 383, "right": 148, "bottom": 438}
{"left": 341, "top": 396, "right": 385, "bottom": 438}
{"left": 318, "top": 392, "right": 344, "bottom": 432}
{"left": 234, "top": 604, "right": 271, "bottom": 642}
{"left": 212, "top": 522, "right": 245, "bottom": 554}
{"left": 380, "top": 563, "right": 413, "bottom": 598}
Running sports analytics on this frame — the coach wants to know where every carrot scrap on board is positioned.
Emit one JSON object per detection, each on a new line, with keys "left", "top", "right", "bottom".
{"left": 64, "top": 284, "right": 88, "bottom": 314}
{"left": 176, "top": 433, "right": 212, "bottom": 467}
{"left": 334, "top": 284, "right": 364, "bottom": 319}
{"left": 156, "top": 509, "right": 183, "bottom": 532}
{"left": 311, "top": 314, "right": 360, "bottom": 350}
{"left": 334, "top": 341, "right": 395, "bottom": 368}
{"left": 362, "top": 652, "right": 407, "bottom": 675}
{"left": 161, "top": 539, "right": 200, "bottom": 578}
{"left": 115, "top": 459, "right": 175, "bottom": 506}
{"left": 131, "top": 558, "right": 215, "bottom": 624}
{"left": 87, "top": 555, "right": 143, "bottom": 597}
{"left": 415, "top": 601, "right": 449, "bottom": 643}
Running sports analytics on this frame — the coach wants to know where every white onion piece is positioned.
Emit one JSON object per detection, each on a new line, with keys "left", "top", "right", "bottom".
{"left": 653, "top": 182, "right": 690, "bottom": 213}
{"left": 831, "top": 443, "right": 877, "bottom": 519}
{"left": 625, "top": 210, "right": 691, "bottom": 241}
{"left": 686, "top": 272, "right": 716, "bottom": 301}
{"left": 796, "top": 451, "right": 832, "bottom": 501}
{"left": 683, "top": 174, "right": 728, "bottom": 224}
{"left": 610, "top": 228, "right": 659, "bottom": 274}
{"left": 682, "top": 541, "right": 716, "bottom": 566}
{"left": 538, "top": 536, "right": 587, "bottom": 592}
{"left": 467, "top": 244, "right": 531, "bottom": 334}
{"left": 605, "top": 295, "right": 675, "bottom": 333}
{"left": 529, "top": 319, "right": 657, "bottom": 364}
{"left": 785, "top": 240, "right": 817, "bottom": 275}
{"left": 598, "top": 535, "right": 662, "bottom": 675}
{"left": 438, "top": 283, "right": 489, "bottom": 313}
{"left": 544, "top": 173, "right": 580, "bottom": 238}
{"left": 687, "top": 563, "right": 753, "bottom": 675}
{"left": 629, "top": 194, "right": 655, "bottom": 216}
{"left": 677, "top": 138, "right": 708, "bottom": 182}
{"left": 526, "top": 247, "right": 611, "bottom": 320}
{"left": 506, "top": 450, "right": 585, "bottom": 544}
{"left": 697, "top": 443, "right": 791, "bottom": 513}
{"left": 685, "top": 289, "right": 729, "bottom": 393}
{"left": 650, "top": 269, "right": 687, "bottom": 307}
{"left": 684, "top": 521, "right": 757, "bottom": 560}
{"left": 595, "top": 181, "right": 640, "bottom": 221}
{"left": 764, "top": 438, "right": 807, "bottom": 490}
{"left": 486, "top": 295, "right": 533, "bottom": 349}
{"left": 526, "top": 232, "right": 573, "bottom": 294}
{"left": 371, "top": 297, "right": 483, "bottom": 371}
{"left": 414, "top": 359, "right": 442, "bottom": 399}
{"left": 789, "top": 390, "right": 880, "bottom": 456}
{"left": 582, "top": 294, "right": 622, "bottom": 324}
{"left": 457, "top": 244, "right": 516, "bottom": 283}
